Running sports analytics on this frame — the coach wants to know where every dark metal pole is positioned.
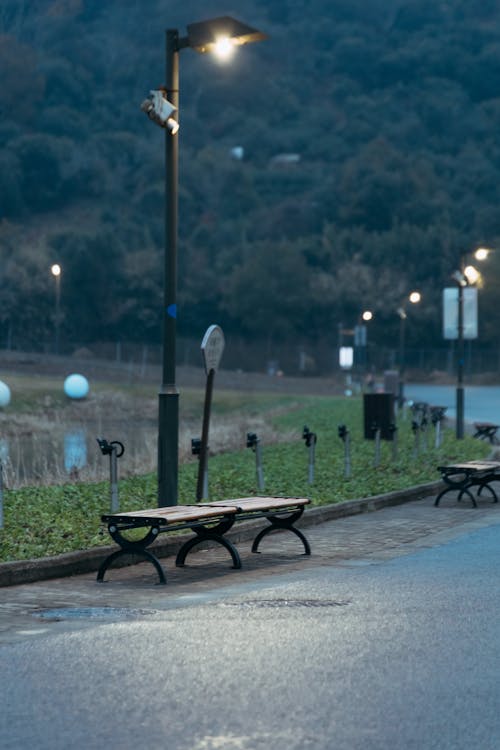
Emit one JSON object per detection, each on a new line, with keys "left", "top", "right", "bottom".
{"left": 456, "top": 281, "right": 465, "bottom": 439}
{"left": 55, "top": 273, "right": 61, "bottom": 355}
{"left": 158, "top": 29, "right": 180, "bottom": 506}
{"left": 196, "top": 369, "right": 214, "bottom": 501}
{"left": 109, "top": 445, "right": 119, "bottom": 513}
{"left": 398, "top": 312, "right": 405, "bottom": 409}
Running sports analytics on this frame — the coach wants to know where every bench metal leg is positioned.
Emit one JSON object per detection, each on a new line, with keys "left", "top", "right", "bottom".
{"left": 436, "top": 478, "right": 500, "bottom": 507}
{"left": 251, "top": 509, "right": 311, "bottom": 555}
{"left": 175, "top": 517, "right": 241, "bottom": 569}
{"left": 435, "top": 485, "right": 477, "bottom": 507}
{"left": 97, "top": 548, "right": 167, "bottom": 584}
{"left": 477, "top": 482, "right": 499, "bottom": 503}
{"left": 176, "top": 534, "right": 241, "bottom": 569}
{"left": 96, "top": 523, "right": 167, "bottom": 584}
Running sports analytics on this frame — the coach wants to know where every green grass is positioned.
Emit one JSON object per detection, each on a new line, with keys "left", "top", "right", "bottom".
{"left": 0, "top": 395, "right": 490, "bottom": 562}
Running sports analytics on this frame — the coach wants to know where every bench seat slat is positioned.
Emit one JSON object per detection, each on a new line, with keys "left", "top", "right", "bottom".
{"left": 102, "top": 497, "right": 310, "bottom": 526}
{"left": 102, "top": 505, "right": 237, "bottom": 526}
{"left": 205, "top": 496, "right": 310, "bottom": 513}
{"left": 438, "top": 461, "right": 500, "bottom": 472}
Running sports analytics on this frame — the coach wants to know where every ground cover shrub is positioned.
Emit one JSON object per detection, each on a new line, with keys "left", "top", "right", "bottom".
{"left": 0, "top": 395, "right": 489, "bottom": 562}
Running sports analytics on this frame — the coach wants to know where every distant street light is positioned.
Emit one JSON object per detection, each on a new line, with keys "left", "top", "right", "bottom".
{"left": 397, "top": 290, "right": 421, "bottom": 407}
{"left": 354, "top": 310, "right": 373, "bottom": 374}
{"left": 453, "top": 248, "right": 489, "bottom": 438}
{"left": 142, "top": 17, "right": 266, "bottom": 506}
{"left": 50, "top": 263, "right": 61, "bottom": 355}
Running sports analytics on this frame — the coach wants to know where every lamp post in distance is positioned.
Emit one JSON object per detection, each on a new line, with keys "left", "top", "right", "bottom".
{"left": 450, "top": 247, "right": 490, "bottom": 439}
{"left": 397, "top": 290, "right": 421, "bottom": 408}
{"left": 142, "top": 17, "right": 266, "bottom": 507}
{"left": 50, "top": 263, "right": 62, "bottom": 355}
{"left": 354, "top": 310, "right": 373, "bottom": 375}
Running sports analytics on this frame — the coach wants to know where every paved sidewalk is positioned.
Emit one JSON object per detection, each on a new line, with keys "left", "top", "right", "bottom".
{"left": 1, "top": 491, "right": 499, "bottom": 644}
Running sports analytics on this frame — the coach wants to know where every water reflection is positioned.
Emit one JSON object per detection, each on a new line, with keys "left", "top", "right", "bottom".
{"left": 0, "top": 422, "right": 158, "bottom": 486}
{"left": 0, "top": 438, "right": 9, "bottom": 464}
{"left": 64, "top": 430, "right": 87, "bottom": 473}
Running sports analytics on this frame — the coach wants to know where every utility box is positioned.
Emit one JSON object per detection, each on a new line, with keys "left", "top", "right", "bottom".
{"left": 364, "top": 393, "right": 396, "bottom": 440}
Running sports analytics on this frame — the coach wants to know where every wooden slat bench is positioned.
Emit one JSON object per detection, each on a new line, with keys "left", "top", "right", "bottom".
{"left": 97, "top": 496, "right": 311, "bottom": 584}
{"left": 434, "top": 461, "right": 500, "bottom": 508}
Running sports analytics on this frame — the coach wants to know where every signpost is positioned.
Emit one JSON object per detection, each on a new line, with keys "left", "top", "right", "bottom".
{"left": 443, "top": 286, "right": 478, "bottom": 438}
{"left": 442, "top": 287, "right": 478, "bottom": 339}
{"left": 197, "top": 325, "right": 225, "bottom": 501}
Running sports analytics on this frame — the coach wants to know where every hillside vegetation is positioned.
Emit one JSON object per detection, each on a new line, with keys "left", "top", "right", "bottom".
{"left": 2, "top": 0, "right": 500, "bottom": 354}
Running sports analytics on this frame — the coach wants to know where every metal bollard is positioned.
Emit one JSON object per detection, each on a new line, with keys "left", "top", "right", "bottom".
{"left": 247, "top": 432, "right": 265, "bottom": 491}
{"left": 435, "top": 419, "right": 441, "bottom": 449}
{"left": 389, "top": 423, "right": 398, "bottom": 461}
{"left": 97, "top": 438, "right": 125, "bottom": 512}
{"left": 431, "top": 406, "right": 447, "bottom": 449}
{"left": 302, "top": 426, "right": 317, "bottom": 484}
{"left": 338, "top": 424, "right": 351, "bottom": 478}
{"left": 372, "top": 423, "right": 381, "bottom": 467}
{"left": 191, "top": 438, "right": 208, "bottom": 500}
{"left": 412, "top": 420, "right": 420, "bottom": 457}
{"left": 421, "top": 416, "right": 428, "bottom": 452}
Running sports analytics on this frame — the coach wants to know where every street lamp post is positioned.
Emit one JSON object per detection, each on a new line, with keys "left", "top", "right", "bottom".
{"left": 456, "top": 276, "right": 465, "bottom": 438}
{"left": 397, "top": 291, "right": 421, "bottom": 408}
{"left": 50, "top": 263, "right": 61, "bottom": 355}
{"left": 147, "top": 17, "right": 266, "bottom": 506}
{"left": 452, "top": 249, "right": 488, "bottom": 439}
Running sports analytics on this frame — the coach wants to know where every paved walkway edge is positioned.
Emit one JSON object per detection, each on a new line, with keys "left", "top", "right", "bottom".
{"left": 0, "top": 481, "right": 442, "bottom": 587}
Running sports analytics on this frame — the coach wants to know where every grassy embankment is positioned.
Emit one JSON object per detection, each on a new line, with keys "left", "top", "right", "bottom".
{"left": 0, "top": 379, "right": 490, "bottom": 563}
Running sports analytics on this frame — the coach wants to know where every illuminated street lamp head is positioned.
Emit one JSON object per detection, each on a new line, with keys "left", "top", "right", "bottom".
{"left": 362, "top": 310, "right": 373, "bottom": 322}
{"left": 474, "top": 247, "right": 491, "bottom": 261}
{"left": 464, "top": 264, "right": 481, "bottom": 285}
{"left": 51, "top": 263, "right": 61, "bottom": 277}
{"left": 409, "top": 291, "right": 421, "bottom": 304}
{"left": 186, "top": 16, "right": 267, "bottom": 59}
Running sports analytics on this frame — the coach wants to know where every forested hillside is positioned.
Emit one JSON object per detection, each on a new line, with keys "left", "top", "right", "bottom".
{"left": 2, "top": 0, "right": 500, "bottom": 358}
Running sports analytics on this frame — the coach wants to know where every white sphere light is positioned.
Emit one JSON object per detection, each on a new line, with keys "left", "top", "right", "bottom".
{"left": 64, "top": 374, "right": 89, "bottom": 400}
{"left": 0, "top": 380, "right": 11, "bottom": 407}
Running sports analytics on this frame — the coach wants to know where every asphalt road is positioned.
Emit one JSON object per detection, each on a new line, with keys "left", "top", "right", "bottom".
{"left": 1, "top": 517, "right": 499, "bottom": 750}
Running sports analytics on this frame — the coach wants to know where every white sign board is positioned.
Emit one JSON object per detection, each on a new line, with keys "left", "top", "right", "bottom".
{"left": 442, "top": 287, "right": 478, "bottom": 340}
{"left": 339, "top": 346, "right": 354, "bottom": 369}
{"left": 201, "top": 325, "right": 225, "bottom": 374}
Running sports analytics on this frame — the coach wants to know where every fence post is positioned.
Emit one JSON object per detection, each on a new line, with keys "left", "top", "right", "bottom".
{"left": 302, "top": 426, "right": 317, "bottom": 484}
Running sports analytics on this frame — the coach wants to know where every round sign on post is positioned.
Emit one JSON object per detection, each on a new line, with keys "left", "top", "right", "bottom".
{"left": 201, "top": 325, "right": 225, "bottom": 374}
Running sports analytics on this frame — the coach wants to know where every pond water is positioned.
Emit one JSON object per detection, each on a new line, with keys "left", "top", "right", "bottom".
{"left": 1, "top": 382, "right": 498, "bottom": 486}
{"left": 0, "top": 420, "right": 158, "bottom": 486}
{"left": 405, "top": 383, "right": 500, "bottom": 424}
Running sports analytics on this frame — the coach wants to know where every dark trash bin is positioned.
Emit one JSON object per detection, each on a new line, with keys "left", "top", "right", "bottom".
{"left": 364, "top": 393, "right": 396, "bottom": 440}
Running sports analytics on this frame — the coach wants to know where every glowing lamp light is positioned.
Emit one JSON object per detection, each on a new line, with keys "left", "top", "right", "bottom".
{"left": 362, "top": 310, "right": 373, "bottom": 322}
{"left": 212, "top": 36, "right": 236, "bottom": 60}
{"left": 409, "top": 291, "right": 421, "bottom": 304}
{"left": 474, "top": 247, "right": 490, "bottom": 261}
{"left": 51, "top": 263, "right": 61, "bottom": 277}
{"left": 0, "top": 380, "right": 11, "bottom": 407}
{"left": 64, "top": 374, "right": 89, "bottom": 400}
{"left": 464, "top": 264, "right": 480, "bottom": 285}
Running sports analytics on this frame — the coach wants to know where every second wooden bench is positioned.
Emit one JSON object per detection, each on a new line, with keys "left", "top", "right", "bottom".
{"left": 435, "top": 461, "right": 500, "bottom": 507}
